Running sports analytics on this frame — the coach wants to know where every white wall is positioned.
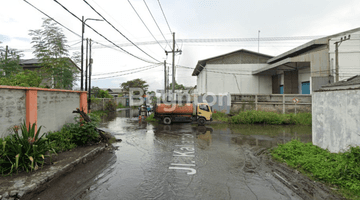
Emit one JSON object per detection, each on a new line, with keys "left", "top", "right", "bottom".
{"left": 196, "top": 64, "right": 272, "bottom": 95}
{"left": 313, "top": 89, "right": 360, "bottom": 153}
{"left": 298, "top": 68, "right": 311, "bottom": 94}
{"left": 328, "top": 31, "right": 360, "bottom": 81}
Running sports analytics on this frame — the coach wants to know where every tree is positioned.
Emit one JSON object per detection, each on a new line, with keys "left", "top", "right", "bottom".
{"left": 29, "top": 18, "right": 78, "bottom": 89}
{"left": 120, "top": 78, "right": 149, "bottom": 94}
{"left": 0, "top": 42, "right": 23, "bottom": 78}
{"left": 0, "top": 42, "right": 41, "bottom": 87}
{"left": 91, "top": 87, "right": 113, "bottom": 98}
{"left": 168, "top": 81, "right": 186, "bottom": 90}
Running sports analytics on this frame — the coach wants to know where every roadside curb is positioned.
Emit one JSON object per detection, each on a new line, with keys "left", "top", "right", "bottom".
{"left": 0, "top": 146, "right": 106, "bottom": 200}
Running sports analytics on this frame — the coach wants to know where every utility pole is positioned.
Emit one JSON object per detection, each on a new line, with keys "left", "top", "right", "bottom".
{"left": 258, "top": 30, "right": 260, "bottom": 53}
{"left": 5, "top": 45, "right": 8, "bottom": 60}
{"left": 164, "top": 60, "right": 167, "bottom": 100}
{"left": 85, "top": 38, "right": 89, "bottom": 91}
{"left": 88, "top": 39, "right": 92, "bottom": 113}
{"left": 81, "top": 16, "right": 84, "bottom": 91}
{"left": 334, "top": 35, "right": 351, "bottom": 82}
{"left": 81, "top": 16, "right": 103, "bottom": 91}
{"left": 165, "top": 32, "right": 182, "bottom": 101}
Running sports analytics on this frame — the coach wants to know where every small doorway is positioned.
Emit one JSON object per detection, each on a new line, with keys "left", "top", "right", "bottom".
{"left": 301, "top": 82, "right": 310, "bottom": 94}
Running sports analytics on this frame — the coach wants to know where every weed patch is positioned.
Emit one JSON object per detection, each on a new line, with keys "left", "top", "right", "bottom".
{"left": 271, "top": 140, "right": 360, "bottom": 199}
{"left": 212, "top": 112, "right": 229, "bottom": 123}
{"left": 145, "top": 113, "right": 158, "bottom": 122}
{"left": 230, "top": 110, "right": 311, "bottom": 125}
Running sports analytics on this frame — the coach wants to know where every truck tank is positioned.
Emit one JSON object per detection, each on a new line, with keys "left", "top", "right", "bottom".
{"left": 155, "top": 103, "right": 194, "bottom": 115}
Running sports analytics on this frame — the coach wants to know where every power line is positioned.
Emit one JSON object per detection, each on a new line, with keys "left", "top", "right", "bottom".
{"left": 24, "top": 0, "right": 123, "bottom": 54}
{"left": 24, "top": 0, "right": 81, "bottom": 38}
{"left": 83, "top": 0, "right": 161, "bottom": 63}
{"left": 143, "top": 0, "right": 172, "bottom": 51}
{"left": 127, "top": 0, "right": 165, "bottom": 51}
{"left": 92, "top": 64, "right": 157, "bottom": 76}
{"left": 84, "top": 36, "right": 323, "bottom": 48}
{"left": 92, "top": 64, "right": 162, "bottom": 79}
{"left": 176, "top": 65, "right": 349, "bottom": 76}
{"left": 53, "top": 0, "right": 160, "bottom": 64}
{"left": 157, "top": 0, "right": 178, "bottom": 50}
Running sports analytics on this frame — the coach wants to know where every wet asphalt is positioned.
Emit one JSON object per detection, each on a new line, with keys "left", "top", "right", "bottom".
{"left": 36, "top": 109, "right": 312, "bottom": 200}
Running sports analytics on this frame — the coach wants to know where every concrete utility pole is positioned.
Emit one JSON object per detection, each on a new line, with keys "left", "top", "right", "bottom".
{"left": 164, "top": 60, "right": 167, "bottom": 99}
{"left": 5, "top": 45, "right": 8, "bottom": 60}
{"left": 81, "top": 16, "right": 103, "bottom": 91}
{"left": 335, "top": 35, "right": 351, "bottom": 82}
{"left": 81, "top": 16, "right": 84, "bottom": 91}
{"left": 165, "top": 32, "right": 182, "bottom": 101}
{"left": 88, "top": 39, "right": 92, "bottom": 113}
{"left": 258, "top": 30, "right": 260, "bottom": 53}
{"left": 85, "top": 38, "right": 89, "bottom": 91}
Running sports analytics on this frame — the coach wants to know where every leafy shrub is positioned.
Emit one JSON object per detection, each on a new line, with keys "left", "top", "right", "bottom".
{"left": 117, "top": 102, "right": 125, "bottom": 108}
{"left": 46, "top": 127, "right": 77, "bottom": 153}
{"left": 0, "top": 122, "right": 51, "bottom": 175}
{"left": 105, "top": 100, "right": 117, "bottom": 112}
{"left": 212, "top": 112, "right": 229, "bottom": 122}
{"left": 98, "top": 90, "right": 113, "bottom": 98}
{"left": 0, "top": 70, "right": 43, "bottom": 87}
{"left": 272, "top": 140, "right": 360, "bottom": 198}
{"left": 65, "top": 119, "right": 99, "bottom": 146}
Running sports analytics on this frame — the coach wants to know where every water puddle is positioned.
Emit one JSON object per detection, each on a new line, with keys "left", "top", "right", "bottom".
{"left": 210, "top": 123, "right": 312, "bottom": 148}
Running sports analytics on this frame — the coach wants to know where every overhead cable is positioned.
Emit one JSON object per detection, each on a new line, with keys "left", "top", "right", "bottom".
{"left": 92, "top": 64, "right": 162, "bottom": 79}
{"left": 127, "top": 0, "right": 165, "bottom": 51}
{"left": 24, "top": 0, "right": 81, "bottom": 38}
{"left": 143, "top": 0, "right": 172, "bottom": 50}
{"left": 92, "top": 64, "right": 157, "bottom": 76}
{"left": 24, "top": 0, "right": 122, "bottom": 53}
{"left": 86, "top": 35, "right": 324, "bottom": 48}
{"left": 157, "top": 0, "right": 179, "bottom": 49}
{"left": 83, "top": 0, "right": 161, "bottom": 63}
{"left": 53, "top": 0, "right": 160, "bottom": 64}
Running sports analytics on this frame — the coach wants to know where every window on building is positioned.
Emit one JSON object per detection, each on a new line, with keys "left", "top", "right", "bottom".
{"left": 279, "top": 85, "right": 284, "bottom": 94}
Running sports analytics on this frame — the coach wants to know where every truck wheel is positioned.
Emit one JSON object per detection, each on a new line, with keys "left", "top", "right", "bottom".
{"left": 163, "top": 117, "right": 172, "bottom": 125}
{"left": 198, "top": 118, "right": 205, "bottom": 126}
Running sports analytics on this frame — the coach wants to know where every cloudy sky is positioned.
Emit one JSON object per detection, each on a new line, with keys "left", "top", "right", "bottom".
{"left": 1, "top": 0, "right": 360, "bottom": 92}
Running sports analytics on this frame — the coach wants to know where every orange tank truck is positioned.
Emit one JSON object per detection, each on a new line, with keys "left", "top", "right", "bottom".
{"left": 154, "top": 102, "right": 212, "bottom": 125}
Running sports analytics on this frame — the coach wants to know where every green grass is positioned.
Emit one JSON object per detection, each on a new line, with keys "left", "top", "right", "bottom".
{"left": 230, "top": 110, "right": 311, "bottom": 125}
{"left": 90, "top": 110, "right": 108, "bottom": 118}
{"left": 271, "top": 140, "right": 360, "bottom": 199}
{"left": 212, "top": 112, "right": 229, "bottom": 122}
{"left": 145, "top": 113, "right": 158, "bottom": 122}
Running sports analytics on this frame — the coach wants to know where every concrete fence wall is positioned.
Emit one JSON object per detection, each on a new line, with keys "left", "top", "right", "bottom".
{"left": 231, "top": 94, "right": 312, "bottom": 114}
{"left": 0, "top": 86, "right": 87, "bottom": 138}
{"left": 313, "top": 89, "right": 360, "bottom": 153}
{"left": 90, "top": 97, "right": 128, "bottom": 111}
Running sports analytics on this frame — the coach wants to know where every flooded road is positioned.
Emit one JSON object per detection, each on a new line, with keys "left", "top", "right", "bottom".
{"left": 36, "top": 109, "right": 315, "bottom": 200}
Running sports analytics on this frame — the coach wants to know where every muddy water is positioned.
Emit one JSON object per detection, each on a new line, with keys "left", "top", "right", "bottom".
{"left": 210, "top": 123, "right": 312, "bottom": 149}
{"left": 67, "top": 109, "right": 309, "bottom": 200}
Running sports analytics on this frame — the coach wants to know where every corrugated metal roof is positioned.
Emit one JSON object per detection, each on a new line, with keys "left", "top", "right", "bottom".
{"left": 322, "top": 75, "right": 360, "bottom": 88}
{"left": 19, "top": 58, "right": 80, "bottom": 71}
{"left": 191, "top": 49, "right": 273, "bottom": 76}
{"left": 267, "top": 27, "right": 360, "bottom": 64}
